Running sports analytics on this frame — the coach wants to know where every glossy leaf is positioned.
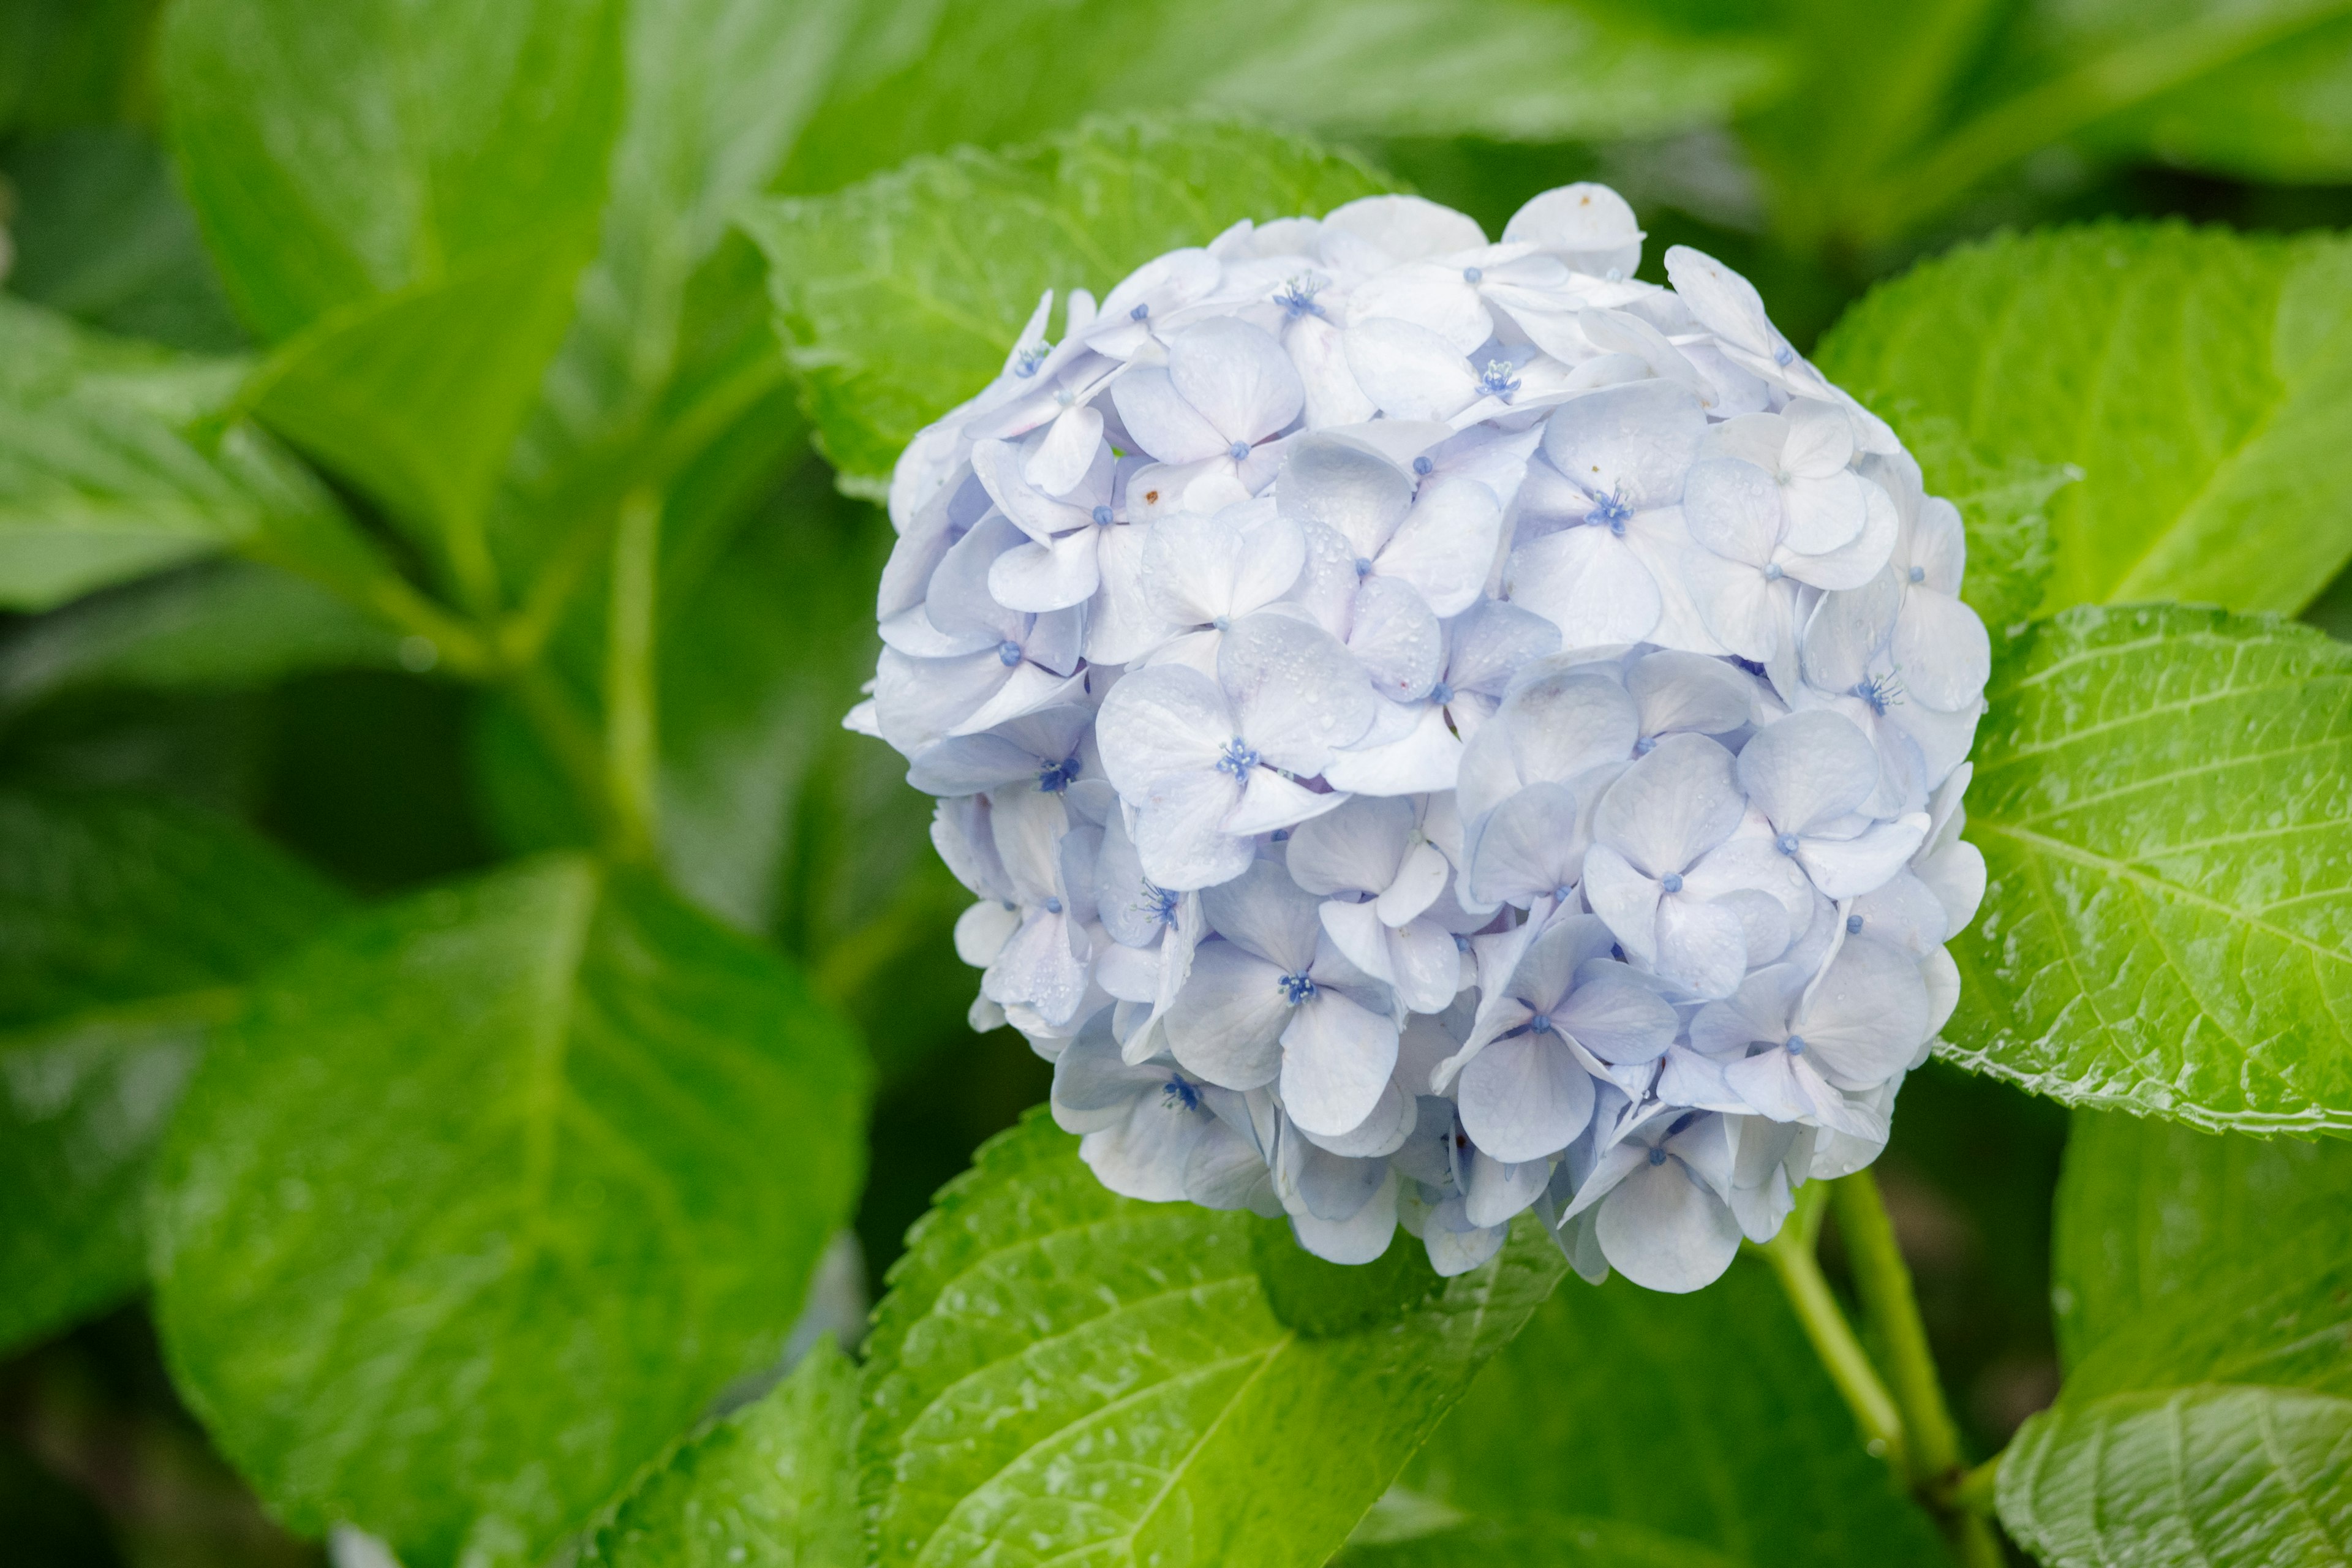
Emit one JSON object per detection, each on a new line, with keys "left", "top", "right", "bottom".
{"left": 582, "top": 1340, "right": 860, "bottom": 1568}
{"left": 1815, "top": 223, "right": 2352, "bottom": 616}
{"left": 1999, "top": 1219, "right": 2352, "bottom": 1568}
{"left": 1886, "top": 411, "right": 2067, "bottom": 638}
{"left": 782, "top": 0, "right": 1783, "bottom": 194}
{"left": 2051, "top": 1110, "right": 2352, "bottom": 1368}
{"left": 1398, "top": 1257, "right": 1947, "bottom": 1568}
{"left": 149, "top": 855, "right": 871, "bottom": 1568}
{"left": 0, "top": 790, "right": 349, "bottom": 1355}
{"left": 0, "top": 560, "right": 404, "bottom": 717}
{"left": 1943, "top": 606, "right": 2352, "bottom": 1131}
{"left": 243, "top": 237, "right": 594, "bottom": 598}
{"left": 742, "top": 115, "right": 1395, "bottom": 489}
{"left": 0, "top": 296, "right": 347, "bottom": 611}
{"left": 1942, "top": 606, "right": 2352, "bottom": 1132}
{"left": 157, "top": 0, "right": 625, "bottom": 340}
{"left": 862, "top": 1108, "right": 1564, "bottom": 1568}
{"left": 499, "top": 0, "right": 859, "bottom": 573}
{"left": 1, "top": 126, "right": 247, "bottom": 353}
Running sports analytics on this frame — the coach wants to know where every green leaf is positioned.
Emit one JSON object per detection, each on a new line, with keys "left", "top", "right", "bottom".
{"left": 2043, "top": 2, "right": 2352, "bottom": 185}
{"left": 782, "top": 0, "right": 1783, "bottom": 195}
{"left": 1397, "top": 1258, "right": 1947, "bottom": 1568}
{"left": 1999, "top": 1384, "right": 2352, "bottom": 1568}
{"left": 1997, "top": 1211, "right": 2352, "bottom": 1568}
{"left": 582, "top": 1340, "right": 861, "bottom": 1568}
{"left": 742, "top": 115, "right": 1396, "bottom": 489}
{"left": 1, "top": 127, "right": 249, "bottom": 353}
{"left": 496, "top": 0, "right": 860, "bottom": 575}
{"left": 0, "top": 789, "right": 350, "bottom": 1355}
{"left": 0, "top": 296, "right": 350, "bottom": 611}
{"left": 861, "top": 1107, "right": 1564, "bottom": 1568}
{"left": 2051, "top": 1109, "right": 2352, "bottom": 1370}
{"left": 0, "top": 0, "right": 159, "bottom": 140}
{"left": 157, "top": 0, "right": 625, "bottom": 341}
{"left": 149, "top": 855, "right": 872, "bottom": 1567}
{"left": 1814, "top": 223, "right": 2352, "bottom": 616}
{"left": 1941, "top": 605, "right": 2352, "bottom": 1133}
{"left": 242, "top": 237, "right": 594, "bottom": 603}
{"left": 0, "top": 559, "right": 405, "bottom": 717}
{"left": 1338, "top": 1513, "right": 1748, "bottom": 1568}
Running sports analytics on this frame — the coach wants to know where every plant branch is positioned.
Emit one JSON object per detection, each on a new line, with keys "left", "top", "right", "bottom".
{"left": 603, "top": 487, "right": 662, "bottom": 865}
{"left": 1758, "top": 1182, "right": 1908, "bottom": 1476}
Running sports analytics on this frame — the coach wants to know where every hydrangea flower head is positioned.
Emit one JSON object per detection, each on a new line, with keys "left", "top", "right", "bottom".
{"left": 846, "top": 183, "right": 1989, "bottom": 1294}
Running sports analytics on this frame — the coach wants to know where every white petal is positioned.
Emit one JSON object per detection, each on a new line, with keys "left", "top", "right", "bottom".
{"left": 1463, "top": 1147, "right": 1554, "bottom": 1229}
{"left": 1280, "top": 990, "right": 1401, "bottom": 1137}
{"left": 1466, "top": 782, "right": 1585, "bottom": 908}
{"left": 1799, "top": 937, "right": 1932, "bottom": 1090}
{"left": 1322, "top": 703, "right": 1463, "bottom": 796}
{"left": 1278, "top": 433, "right": 1414, "bottom": 557}
{"left": 1504, "top": 182, "right": 1643, "bottom": 277}
{"left": 1781, "top": 469, "right": 1866, "bottom": 556}
{"left": 1201, "top": 858, "right": 1322, "bottom": 973}
{"left": 1286, "top": 795, "right": 1414, "bottom": 895}
{"left": 1349, "top": 264, "right": 1494, "bottom": 355}
{"left": 1580, "top": 843, "right": 1661, "bottom": 967}
{"left": 989, "top": 530, "right": 1101, "bottom": 612}
{"left": 1227, "top": 767, "right": 1348, "bottom": 837}
{"left": 1347, "top": 575, "right": 1445, "bottom": 701}
{"left": 1663, "top": 245, "right": 1777, "bottom": 360}
{"left": 1683, "top": 458, "right": 1782, "bottom": 564}
{"left": 1095, "top": 664, "right": 1230, "bottom": 797}
{"left": 1654, "top": 895, "right": 1749, "bottom": 1000}
{"left": 954, "top": 900, "right": 1021, "bottom": 967}
{"left": 1739, "top": 710, "right": 1877, "bottom": 834}
{"left": 1220, "top": 612, "right": 1378, "bottom": 775}
{"left": 1593, "top": 733, "right": 1744, "bottom": 876}
{"left": 1080, "top": 1097, "right": 1204, "bottom": 1202}
{"left": 1627, "top": 649, "right": 1753, "bottom": 737}
{"left": 1502, "top": 666, "right": 1642, "bottom": 784}
{"left": 1540, "top": 380, "right": 1706, "bottom": 508}
{"left": 1134, "top": 771, "right": 1254, "bottom": 891}
{"left": 1796, "top": 815, "right": 1929, "bottom": 900}
{"left": 1112, "top": 364, "right": 1227, "bottom": 464}
{"left": 1321, "top": 194, "right": 1485, "bottom": 266}
{"left": 1506, "top": 526, "right": 1664, "bottom": 647}
{"left": 1169, "top": 316, "right": 1304, "bottom": 445}
{"left": 1028, "top": 403, "right": 1106, "bottom": 496}
{"left": 1378, "top": 477, "right": 1501, "bottom": 617}
{"left": 1459, "top": 1032, "right": 1595, "bottom": 1163}
{"left": 1892, "top": 589, "right": 1992, "bottom": 712}
{"left": 1344, "top": 317, "right": 1477, "bottom": 422}
{"left": 1595, "top": 1158, "right": 1743, "bottom": 1292}
{"left": 1378, "top": 840, "right": 1452, "bottom": 927}
{"left": 1289, "top": 1168, "right": 1399, "bottom": 1264}
{"left": 1166, "top": 941, "right": 1288, "bottom": 1088}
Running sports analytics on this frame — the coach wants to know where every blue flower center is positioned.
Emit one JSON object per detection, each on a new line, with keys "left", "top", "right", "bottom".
{"left": 1553, "top": 883, "right": 1575, "bottom": 903}
{"left": 1462, "top": 265, "right": 1483, "bottom": 283}
{"left": 1634, "top": 734, "right": 1657, "bottom": 755}
{"left": 1144, "top": 884, "right": 1178, "bottom": 927}
{"left": 1215, "top": 737, "right": 1260, "bottom": 778}
{"left": 1785, "top": 1034, "right": 1807, "bottom": 1056}
{"left": 1763, "top": 562, "right": 1784, "bottom": 581}
{"left": 1093, "top": 505, "right": 1114, "bottom": 527}
{"left": 1353, "top": 556, "right": 1375, "bottom": 578}
{"left": 1162, "top": 1077, "right": 1203, "bottom": 1112}
{"left": 1529, "top": 1012, "right": 1555, "bottom": 1033}
{"left": 1037, "top": 755, "right": 1082, "bottom": 793}
{"left": 1845, "top": 913, "right": 1865, "bottom": 934}
{"left": 1278, "top": 971, "right": 1317, "bottom": 1005}
{"left": 1909, "top": 565, "right": 1927, "bottom": 584}
{"left": 1588, "top": 492, "right": 1632, "bottom": 536}
{"left": 1229, "top": 440, "right": 1251, "bottom": 462}
{"left": 1042, "top": 895, "right": 1063, "bottom": 914}
{"left": 1272, "top": 276, "right": 1327, "bottom": 318}
{"left": 1648, "top": 1146, "right": 1669, "bottom": 1166}
{"left": 1774, "top": 345, "right": 1795, "bottom": 366}
{"left": 1429, "top": 680, "right": 1455, "bottom": 707}
{"left": 1852, "top": 671, "right": 1904, "bottom": 715}
{"left": 1660, "top": 872, "right": 1684, "bottom": 894}
{"left": 1014, "top": 344, "right": 1050, "bottom": 377}
{"left": 996, "top": 639, "right": 1023, "bottom": 666}
{"left": 1129, "top": 302, "right": 1150, "bottom": 322}
{"left": 1412, "top": 456, "right": 1434, "bottom": 476}
{"left": 1477, "top": 360, "right": 1522, "bottom": 401}
{"left": 1775, "top": 832, "right": 1800, "bottom": 856}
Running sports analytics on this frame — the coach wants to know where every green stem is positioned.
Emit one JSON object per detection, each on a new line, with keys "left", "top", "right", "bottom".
{"left": 1957, "top": 1452, "right": 2003, "bottom": 1515}
{"left": 1760, "top": 1182, "right": 1909, "bottom": 1476}
{"left": 1835, "top": 1172, "right": 1966, "bottom": 1489}
{"left": 603, "top": 488, "right": 662, "bottom": 864}
{"left": 1834, "top": 1172, "right": 2007, "bottom": 1568}
{"left": 508, "top": 663, "right": 612, "bottom": 843}
{"left": 1853, "top": 0, "right": 2352, "bottom": 244}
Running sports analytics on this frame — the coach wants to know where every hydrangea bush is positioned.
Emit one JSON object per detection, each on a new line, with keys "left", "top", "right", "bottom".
{"left": 848, "top": 185, "right": 1991, "bottom": 1292}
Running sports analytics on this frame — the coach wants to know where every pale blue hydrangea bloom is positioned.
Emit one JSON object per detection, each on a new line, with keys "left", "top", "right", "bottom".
{"left": 847, "top": 183, "right": 1990, "bottom": 1292}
